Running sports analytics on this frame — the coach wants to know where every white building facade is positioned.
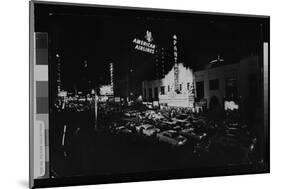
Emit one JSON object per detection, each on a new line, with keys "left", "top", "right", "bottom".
{"left": 142, "top": 63, "right": 196, "bottom": 108}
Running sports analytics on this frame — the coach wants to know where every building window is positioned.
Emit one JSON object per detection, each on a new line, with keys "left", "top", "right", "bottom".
{"left": 168, "top": 85, "right": 170, "bottom": 92}
{"left": 196, "top": 81, "right": 204, "bottom": 99}
{"left": 225, "top": 77, "right": 237, "bottom": 98}
{"left": 148, "top": 88, "right": 152, "bottom": 101}
{"left": 143, "top": 88, "right": 146, "bottom": 99}
{"left": 160, "top": 86, "right": 165, "bottom": 95}
{"left": 154, "top": 87, "right": 159, "bottom": 100}
{"left": 179, "top": 84, "right": 182, "bottom": 91}
{"left": 209, "top": 79, "right": 219, "bottom": 90}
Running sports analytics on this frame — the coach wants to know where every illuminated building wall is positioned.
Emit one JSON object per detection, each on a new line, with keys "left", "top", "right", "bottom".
{"left": 143, "top": 55, "right": 260, "bottom": 109}
{"left": 142, "top": 63, "right": 195, "bottom": 108}
{"left": 100, "top": 85, "right": 114, "bottom": 96}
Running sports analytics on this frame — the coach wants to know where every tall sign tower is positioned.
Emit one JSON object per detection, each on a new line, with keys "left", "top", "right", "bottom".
{"left": 173, "top": 34, "right": 179, "bottom": 93}
{"left": 109, "top": 63, "right": 114, "bottom": 96}
{"left": 56, "top": 53, "right": 61, "bottom": 94}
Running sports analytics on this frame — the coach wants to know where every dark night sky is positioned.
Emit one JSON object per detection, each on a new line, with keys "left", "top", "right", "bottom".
{"left": 35, "top": 4, "right": 262, "bottom": 91}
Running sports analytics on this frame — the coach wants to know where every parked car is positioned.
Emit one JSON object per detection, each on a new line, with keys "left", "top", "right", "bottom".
{"left": 135, "top": 124, "right": 160, "bottom": 136}
{"left": 180, "top": 127, "right": 195, "bottom": 135}
{"left": 123, "top": 110, "right": 138, "bottom": 117}
{"left": 142, "top": 125, "right": 161, "bottom": 136}
{"left": 180, "top": 130, "right": 207, "bottom": 141}
{"left": 155, "top": 122, "right": 173, "bottom": 131}
{"left": 173, "top": 125, "right": 182, "bottom": 132}
{"left": 157, "top": 130, "right": 187, "bottom": 146}
{"left": 115, "top": 126, "right": 133, "bottom": 135}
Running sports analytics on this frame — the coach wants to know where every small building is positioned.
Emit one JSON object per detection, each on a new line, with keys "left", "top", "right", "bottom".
{"left": 195, "top": 55, "right": 260, "bottom": 109}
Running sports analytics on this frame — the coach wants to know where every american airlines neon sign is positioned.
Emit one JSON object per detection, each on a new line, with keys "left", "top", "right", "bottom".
{"left": 133, "top": 30, "right": 156, "bottom": 54}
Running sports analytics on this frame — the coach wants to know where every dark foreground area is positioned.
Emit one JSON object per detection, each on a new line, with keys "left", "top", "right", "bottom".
{"left": 50, "top": 104, "right": 262, "bottom": 178}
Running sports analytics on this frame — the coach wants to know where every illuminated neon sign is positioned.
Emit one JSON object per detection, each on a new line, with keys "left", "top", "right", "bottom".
{"left": 133, "top": 30, "right": 156, "bottom": 54}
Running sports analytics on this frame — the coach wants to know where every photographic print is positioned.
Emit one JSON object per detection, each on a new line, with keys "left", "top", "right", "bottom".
{"left": 30, "top": 1, "right": 269, "bottom": 188}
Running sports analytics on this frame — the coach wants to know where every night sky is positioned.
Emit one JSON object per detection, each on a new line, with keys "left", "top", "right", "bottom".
{"left": 35, "top": 3, "right": 263, "bottom": 91}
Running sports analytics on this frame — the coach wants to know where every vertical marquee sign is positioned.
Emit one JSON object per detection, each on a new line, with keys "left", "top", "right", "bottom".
{"left": 109, "top": 63, "right": 114, "bottom": 95}
{"left": 173, "top": 34, "right": 179, "bottom": 92}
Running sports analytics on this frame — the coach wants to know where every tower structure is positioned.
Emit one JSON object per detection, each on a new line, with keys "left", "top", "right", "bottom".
{"left": 173, "top": 34, "right": 179, "bottom": 93}
{"left": 56, "top": 53, "right": 61, "bottom": 95}
{"left": 109, "top": 62, "right": 114, "bottom": 96}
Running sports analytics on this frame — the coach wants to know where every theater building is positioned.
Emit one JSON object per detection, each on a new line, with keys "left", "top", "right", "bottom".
{"left": 142, "top": 54, "right": 260, "bottom": 110}
{"left": 142, "top": 63, "right": 196, "bottom": 108}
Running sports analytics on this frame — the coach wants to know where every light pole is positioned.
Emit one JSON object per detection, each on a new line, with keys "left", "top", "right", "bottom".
{"left": 94, "top": 93, "right": 98, "bottom": 130}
